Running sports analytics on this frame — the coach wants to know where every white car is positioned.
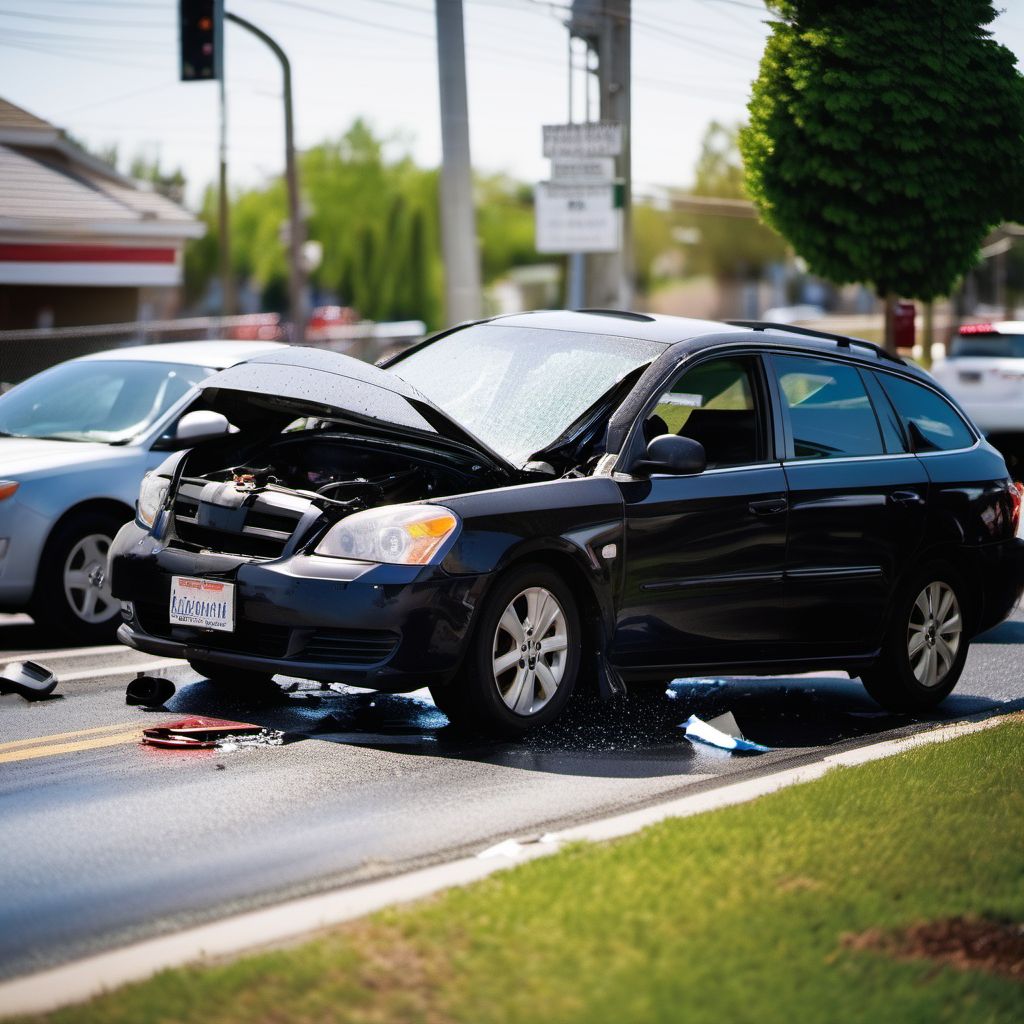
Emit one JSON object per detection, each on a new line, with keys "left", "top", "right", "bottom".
{"left": 930, "top": 322, "right": 1024, "bottom": 438}
{"left": 0, "top": 340, "right": 283, "bottom": 641}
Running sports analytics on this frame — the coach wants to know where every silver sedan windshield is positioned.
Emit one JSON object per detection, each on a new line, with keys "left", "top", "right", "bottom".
{"left": 0, "top": 359, "right": 208, "bottom": 444}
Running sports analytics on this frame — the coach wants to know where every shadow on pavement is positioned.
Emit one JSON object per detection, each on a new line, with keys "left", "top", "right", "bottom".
{"left": 973, "top": 618, "right": 1024, "bottom": 644}
{"left": 152, "top": 672, "right": 1008, "bottom": 780}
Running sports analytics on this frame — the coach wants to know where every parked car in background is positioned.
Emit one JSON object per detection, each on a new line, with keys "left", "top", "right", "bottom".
{"left": 930, "top": 322, "right": 1024, "bottom": 469}
{"left": 0, "top": 340, "right": 284, "bottom": 641}
{"left": 109, "top": 312, "right": 1024, "bottom": 735}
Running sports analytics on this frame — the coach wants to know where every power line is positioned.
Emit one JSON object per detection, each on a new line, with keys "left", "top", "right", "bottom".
{"left": 0, "top": 9, "right": 170, "bottom": 28}
{"left": 0, "top": 38, "right": 159, "bottom": 70}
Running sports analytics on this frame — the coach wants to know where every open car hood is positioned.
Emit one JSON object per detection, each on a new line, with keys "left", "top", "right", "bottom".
{"left": 198, "top": 347, "right": 514, "bottom": 471}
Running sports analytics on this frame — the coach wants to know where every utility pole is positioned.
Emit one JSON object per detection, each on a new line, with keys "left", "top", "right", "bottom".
{"left": 434, "top": 0, "right": 482, "bottom": 325}
{"left": 569, "top": 0, "right": 632, "bottom": 309}
{"left": 217, "top": 73, "right": 234, "bottom": 317}
{"left": 226, "top": 12, "right": 306, "bottom": 341}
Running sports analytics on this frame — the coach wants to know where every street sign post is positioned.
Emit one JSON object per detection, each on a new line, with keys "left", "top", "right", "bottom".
{"left": 536, "top": 123, "right": 622, "bottom": 256}
{"left": 542, "top": 122, "right": 622, "bottom": 158}
{"left": 535, "top": 181, "right": 619, "bottom": 254}
{"left": 550, "top": 157, "right": 615, "bottom": 181}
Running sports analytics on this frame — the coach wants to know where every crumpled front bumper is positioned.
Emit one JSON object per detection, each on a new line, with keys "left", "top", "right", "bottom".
{"left": 110, "top": 522, "right": 491, "bottom": 690}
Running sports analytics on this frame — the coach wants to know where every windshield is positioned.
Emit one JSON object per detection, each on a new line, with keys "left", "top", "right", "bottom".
{"left": 949, "top": 334, "right": 1024, "bottom": 358}
{"left": 0, "top": 359, "right": 209, "bottom": 444}
{"left": 391, "top": 324, "right": 662, "bottom": 464}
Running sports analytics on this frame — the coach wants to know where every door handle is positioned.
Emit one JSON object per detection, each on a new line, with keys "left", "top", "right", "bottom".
{"left": 749, "top": 498, "right": 788, "bottom": 516}
{"left": 888, "top": 490, "right": 925, "bottom": 508}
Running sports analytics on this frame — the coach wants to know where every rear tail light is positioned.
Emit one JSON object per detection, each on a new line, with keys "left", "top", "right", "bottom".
{"left": 1010, "top": 481, "right": 1023, "bottom": 535}
{"left": 959, "top": 323, "right": 998, "bottom": 335}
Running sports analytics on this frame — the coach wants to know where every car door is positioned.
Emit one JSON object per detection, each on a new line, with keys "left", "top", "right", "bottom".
{"left": 612, "top": 353, "right": 790, "bottom": 672}
{"left": 767, "top": 352, "right": 929, "bottom": 652}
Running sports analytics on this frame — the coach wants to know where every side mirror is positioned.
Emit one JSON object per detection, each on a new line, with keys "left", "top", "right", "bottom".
{"left": 633, "top": 434, "right": 706, "bottom": 476}
{"left": 173, "top": 410, "right": 231, "bottom": 445}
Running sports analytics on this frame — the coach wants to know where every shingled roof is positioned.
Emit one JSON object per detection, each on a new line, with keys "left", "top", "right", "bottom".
{"left": 0, "top": 97, "right": 202, "bottom": 239}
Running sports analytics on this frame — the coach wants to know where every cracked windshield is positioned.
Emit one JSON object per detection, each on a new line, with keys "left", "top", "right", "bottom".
{"left": 394, "top": 323, "right": 661, "bottom": 463}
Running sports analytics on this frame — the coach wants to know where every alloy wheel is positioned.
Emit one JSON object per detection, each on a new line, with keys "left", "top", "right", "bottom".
{"left": 492, "top": 586, "right": 569, "bottom": 716}
{"left": 63, "top": 533, "right": 117, "bottom": 624}
{"left": 907, "top": 580, "right": 962, "bottom": 688}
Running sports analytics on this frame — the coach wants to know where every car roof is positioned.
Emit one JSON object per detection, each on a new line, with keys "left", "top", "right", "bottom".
{"left": 77, "top": 339, "right": 286, "bottom": 369}
{"left": 490, "top": 309, "right": 738, "bottom": 345}
{"left": 487, "top": 309, "right": 913, "bottom": 373}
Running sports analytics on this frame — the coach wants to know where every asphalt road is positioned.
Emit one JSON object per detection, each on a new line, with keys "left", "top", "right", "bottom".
{"left": 1, "top": 608, "right": 1022, "bottom": 982}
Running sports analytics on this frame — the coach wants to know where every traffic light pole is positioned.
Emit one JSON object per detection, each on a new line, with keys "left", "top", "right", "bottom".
{"left": 225, "top": 12, "right": 306, "bottom": 341}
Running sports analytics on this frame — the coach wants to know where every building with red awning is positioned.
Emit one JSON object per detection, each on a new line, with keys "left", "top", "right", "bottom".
{"left": 0, "top": 98, "right": 204, "bottom": 330}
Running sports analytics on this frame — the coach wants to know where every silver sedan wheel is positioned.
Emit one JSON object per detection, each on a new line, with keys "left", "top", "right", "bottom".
{"left": 908, "top": 581, "right": 962, "bottom": 688}
{"left": 492, "top": 586, "right": 569, "bottom": 716}
{"left": 63, "top": 533, "right": 117, "bottom": 624}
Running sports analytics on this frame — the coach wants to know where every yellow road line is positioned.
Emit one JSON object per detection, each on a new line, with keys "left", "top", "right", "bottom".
{"left": 0, "top": 724, "right": 146, "bottom": 764}
{"left": 0, "top": 730, "right": 145, "bottom": 764}
{"left": 0, "top": 721, "right": 143, "bottom": 753}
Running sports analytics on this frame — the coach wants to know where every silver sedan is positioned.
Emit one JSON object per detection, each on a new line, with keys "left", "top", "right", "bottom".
{"left": 0, "top": 339, "right": 283, "bottom": 642}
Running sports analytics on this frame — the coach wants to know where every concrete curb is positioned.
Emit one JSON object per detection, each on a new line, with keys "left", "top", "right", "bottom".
{"left": 0, "top": 712, "right": 1008, "bottom": 1018}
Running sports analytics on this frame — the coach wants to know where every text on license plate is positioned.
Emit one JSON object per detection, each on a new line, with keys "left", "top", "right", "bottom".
{"left": 169, "top": 575, "right": 235, "bottom": 632}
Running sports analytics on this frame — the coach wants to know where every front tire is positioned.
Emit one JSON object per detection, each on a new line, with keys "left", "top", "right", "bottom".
{"left": 31, "top": 510, "right": 126, "bottom": 644}
{"left": 440, "top": 563, "right": 582, "bottom": 737}
{"left": 860, "top": 563, "right": 970, "bottom": 711}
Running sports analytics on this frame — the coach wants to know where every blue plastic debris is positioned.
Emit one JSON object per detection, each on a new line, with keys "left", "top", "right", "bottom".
{"left": 681, "top": 712, "right": 771, "bottom": 753}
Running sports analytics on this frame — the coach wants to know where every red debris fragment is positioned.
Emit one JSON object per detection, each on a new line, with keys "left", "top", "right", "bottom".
{"left": 141, "top": 716, "right": 262, "bottom": 749}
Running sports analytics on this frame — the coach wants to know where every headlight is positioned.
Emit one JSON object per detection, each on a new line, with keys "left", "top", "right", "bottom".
{"left": 138, "top": 472, "right": 170, "bottom": 527}
{"left": 315, "top": 504, "right": 460, "bottom": 565}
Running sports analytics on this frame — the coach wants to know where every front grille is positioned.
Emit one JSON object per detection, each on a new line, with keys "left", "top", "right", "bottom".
{"left": 300, "top": 628, "right": 400, "bottom": 665}
{"left": 134, "top": 601, "right": 292, "bottom": 659}
{"left": 172, "top": 521, "right": 287, "bottom": 559}
{"left": 170, "top": 479, "right": 309, "bottom": 559}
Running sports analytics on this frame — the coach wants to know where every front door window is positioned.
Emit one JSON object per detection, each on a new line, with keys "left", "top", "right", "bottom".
{"left": 644, "top": 357, "right": 766, "bottom": 468}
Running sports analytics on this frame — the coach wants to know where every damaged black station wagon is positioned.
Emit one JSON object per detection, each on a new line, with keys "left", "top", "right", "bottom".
{"left": 110, "top": 311, "right": 1024, "bottom": 735}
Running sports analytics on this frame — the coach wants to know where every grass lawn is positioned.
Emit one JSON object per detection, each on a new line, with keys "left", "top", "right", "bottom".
{"left": 24, "top": 718, "right": 1024, "bottom": 1024}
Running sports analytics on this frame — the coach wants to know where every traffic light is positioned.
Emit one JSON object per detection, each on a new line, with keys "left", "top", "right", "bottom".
{"left": 179, "top": 0, "right": 222, "bottom": 82}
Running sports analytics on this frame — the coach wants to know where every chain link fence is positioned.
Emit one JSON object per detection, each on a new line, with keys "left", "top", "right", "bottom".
{"left": 0, "top": 316, "right": 425, "bottom": 389}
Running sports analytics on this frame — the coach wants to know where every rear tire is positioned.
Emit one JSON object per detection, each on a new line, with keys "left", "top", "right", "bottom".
{"left": 860, "top": 562, "right": 970, "bottom": 712}
{"left": 31, "top": 509, "right": 126, "bottom": 644}
{"left": 187, "top": 658, "right": 275, "bottom": 690}
{"left": 441, "top": 563, "right": 582, "bottom": 737}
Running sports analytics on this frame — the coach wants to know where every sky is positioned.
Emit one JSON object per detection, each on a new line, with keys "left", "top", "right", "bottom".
{"left": 2, "top": 0, "right": 1024, "bottom": 209}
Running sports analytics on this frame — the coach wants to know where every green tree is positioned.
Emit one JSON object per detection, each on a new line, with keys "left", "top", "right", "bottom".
{"left": 184, "top": 121, "right": 558, "bottom": 327}
{"left": 741, "top": 0, "right": 1024, "bottom": 348}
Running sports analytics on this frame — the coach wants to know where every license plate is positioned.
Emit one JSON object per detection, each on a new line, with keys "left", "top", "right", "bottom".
{"left": 958, "top": 371, "right": 982, "bottom": 384}
{"left": 169, "top": 576, "right": 235, "bottom": 632}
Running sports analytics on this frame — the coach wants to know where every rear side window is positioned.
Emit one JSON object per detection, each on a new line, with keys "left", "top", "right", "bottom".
{"left": 877, "top": 374, "right": 975, "bottom": 452}
{"left": 771, "top": 354, "right": 883, "bottom": 460}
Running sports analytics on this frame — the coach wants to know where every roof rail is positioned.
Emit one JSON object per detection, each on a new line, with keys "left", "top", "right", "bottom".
{"left": 727, "top": 320, "right": 904, "bottom": 364}
{"left": 576, "top": 308, "right": 656, "bottom": 323}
